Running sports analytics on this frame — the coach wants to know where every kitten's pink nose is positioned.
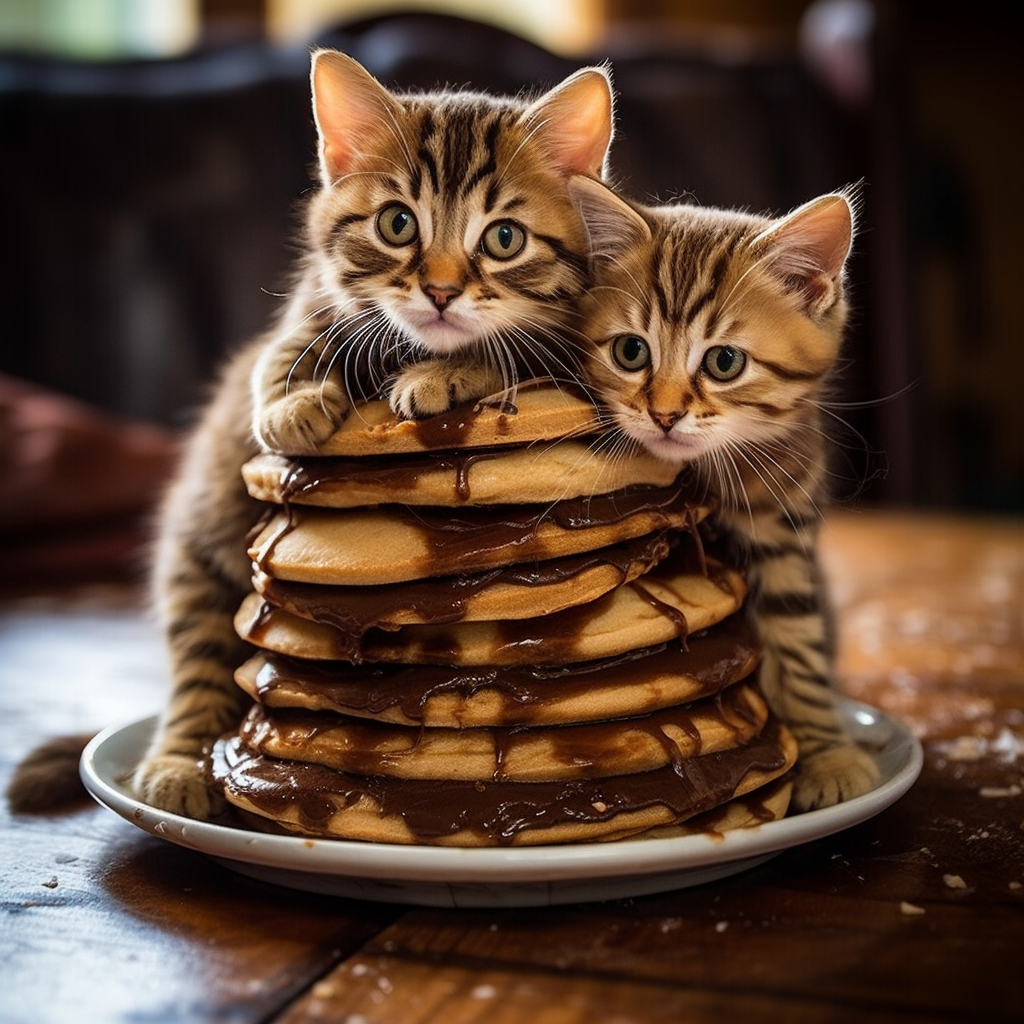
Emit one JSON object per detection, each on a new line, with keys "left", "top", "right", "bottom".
{"left": 650, "top": 410, "right": 682, "bottom": 432}
{"left": 423, "top": 284, "right": 462, "bottom": 312}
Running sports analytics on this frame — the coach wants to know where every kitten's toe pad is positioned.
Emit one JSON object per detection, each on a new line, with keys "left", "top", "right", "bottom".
{"left": 133, "top": 754, "right": 223, "bottom": 820}
{"left": 791, "top": 743, "right": 880, "bottom": 812}
{"left": 390, "top": 361, "right": 502, "bottom": 419}
{"left": 257, "top": 383, "right": 349, "bottom": 452}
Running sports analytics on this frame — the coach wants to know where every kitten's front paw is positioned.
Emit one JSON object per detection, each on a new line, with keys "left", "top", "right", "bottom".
{"left": 133, "top": 754, "right": 224, "bottom": 820}
{"left": 791, "top": 741, "right": 880, "bottom": 812}
{"left": 389, "top": 360, "right": 503, "bottom": 419}
{"left": 257, "top": 382, "right": 349, "bottom": 452}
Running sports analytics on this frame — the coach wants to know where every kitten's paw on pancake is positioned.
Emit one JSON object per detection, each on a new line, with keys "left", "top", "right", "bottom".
{"left": 257, "top": 383, "right": 350, "bottom": 452}
{"left": 791, "top": 742, "right": 880, "bottom": 811}
{"left": 390, "top": 359, "right": 503, "bottom": 419}
{"left": 133, "top": 754, "right": 223, "bottom": 819}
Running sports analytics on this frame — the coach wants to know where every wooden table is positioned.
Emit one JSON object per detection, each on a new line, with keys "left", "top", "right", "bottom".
{"left": 2, "top": 510, "right": 1022, "bottom": 1023}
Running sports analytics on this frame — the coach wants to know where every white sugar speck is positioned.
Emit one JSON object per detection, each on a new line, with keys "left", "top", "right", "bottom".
{"left": 979, "top": 784, "right": 1022, "bottom": 799}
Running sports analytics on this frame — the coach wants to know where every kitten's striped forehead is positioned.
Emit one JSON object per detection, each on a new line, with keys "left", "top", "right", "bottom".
{"left": 649, "top": 211, "right": 761, "bottom": 328}
{"left": 403, "top": 96, "right": 524, "bottom": 208}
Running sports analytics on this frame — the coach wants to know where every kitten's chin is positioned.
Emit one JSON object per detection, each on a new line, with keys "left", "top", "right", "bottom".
{"left": 626, "top": 424, "right": 706, "bottom": 465}
{"left": 401, "top": 309, "right": 485, "bottom": 355}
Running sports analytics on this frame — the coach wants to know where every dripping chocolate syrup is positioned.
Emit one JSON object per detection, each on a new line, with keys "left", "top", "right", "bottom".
{"left": 247, "top": 614, "right": 759, "bottom": 724}
{"left": 249, "top": 482, "right": 703, "bottom": 605}
{"left": 256, "top": 529, "right": 673, "bottom": 649}
{"left": 241, "top": 681, "right": 763, "bottom": 785}
{"left": 627, "top": 579, "right": 689, "bottom": 644}
{"left": 276, "top": 448, "right": 509, "bottom": 505}
{"left": 405, "top": 392, "right": 520, "bottom": 448}
{"left": 209, "top": 718, "right": 789, "bottom": 844}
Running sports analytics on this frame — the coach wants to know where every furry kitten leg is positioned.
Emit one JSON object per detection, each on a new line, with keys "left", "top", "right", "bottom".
{"left": 133, "top": 346, "right": 263, "bottom": 818}
{"left": 721, "top": 502, "right": 880, "bottom": 811}
{"left": 251, "top": 319, "right": 353, "bottom": 453}
{"left": 389, "top": 355, "right": 508, "bottom": 419}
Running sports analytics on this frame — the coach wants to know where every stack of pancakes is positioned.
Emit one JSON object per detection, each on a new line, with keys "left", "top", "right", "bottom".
{"left": 210, "top": 386, "right": 796, "bottom": 846}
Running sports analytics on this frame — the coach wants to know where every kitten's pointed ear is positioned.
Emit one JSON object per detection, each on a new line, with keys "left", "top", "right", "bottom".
{"left": 569, "top": 175, "right": 651, "bottom": 259}
{"left": 311, "top": 50, "right": 404, "bottom": 183}
{"left": 523, "top": 66, "right": 615, "bottom": 179}
{"left": 753, "top": 192, "right": 855, "bottom": 315}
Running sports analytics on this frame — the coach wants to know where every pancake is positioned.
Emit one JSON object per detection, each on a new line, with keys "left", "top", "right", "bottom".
{"left": 243, "top": 439, "right": 681, "bottom": 509}
{"left": 248, "top": 485, "right": 707, "bottom": 586}
{"left": 600, "top": 777, "right": 794, "bottom": 842}
{"left": 235, "top": 680, "right": 769, "bottom": 782}
{"left": 307, "top": 383, "right": 602, "bottom": 457}
{"left": 233, "top": 616, "right": 761, "bottom": 728}
{"left": 234, "top": 556, "right": 746, "bottom": 665}
{"left": 251, "top": 529, "right": 672, "bottom": 633}
{"left": 208, "top": 718, "right": 797, "bottom": 846}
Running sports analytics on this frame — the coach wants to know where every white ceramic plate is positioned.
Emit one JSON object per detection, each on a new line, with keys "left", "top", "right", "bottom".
{"left": 80, "top": 699, "right": 921, "bottom": 907}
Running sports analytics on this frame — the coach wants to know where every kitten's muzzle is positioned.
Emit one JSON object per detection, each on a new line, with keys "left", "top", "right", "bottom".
{"left": 423, "top": 283, "right": 463, "bottom": 311}
{"left": 651, "top": 409, "right": 683, "bottom": 432}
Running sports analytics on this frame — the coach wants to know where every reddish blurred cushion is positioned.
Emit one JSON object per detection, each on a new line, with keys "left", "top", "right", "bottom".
{"left": 0, "top": 375, "right": 179, "bottom": 585}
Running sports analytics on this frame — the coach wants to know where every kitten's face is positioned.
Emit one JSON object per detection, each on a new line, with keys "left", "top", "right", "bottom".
{"left": 573, "top": 181, "right": 853, "bottom": 468}
{"left": 307, "top": 54, "right": 613, "bottom": 359}
{"left": 312, "top": 104, "right": 588, "bottom": 354}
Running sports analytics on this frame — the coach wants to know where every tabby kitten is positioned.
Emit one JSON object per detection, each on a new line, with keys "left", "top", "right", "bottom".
{"left": 569, "top": 176, "right": 878, "bottom": 811}
{"left": 254, "top": 50, "right": 614, "bottom": 448}
{"left": 134, "top": 53, "right": 615, "bottom": 819}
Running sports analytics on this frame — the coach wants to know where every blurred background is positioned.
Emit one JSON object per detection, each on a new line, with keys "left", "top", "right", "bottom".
{"left": 1, "top": 0, "right": 1021, "bottom": 584}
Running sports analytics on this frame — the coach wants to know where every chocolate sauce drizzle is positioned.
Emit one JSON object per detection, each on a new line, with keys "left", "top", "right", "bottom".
{"left": 406, "top": 394, "right": 520, "bottom": 449}
{"left": 277, "top": 447, "right": 511, "bottom": 505}
{"left": 209, "top": 719, "right": 790, "bottom": 844}
{"left": 236, "top": 678, "right": 766, "bottom": 783}
{"left": 250, "top": 482, "right": 703, "bottom": 589}
{"left": 627, "top": 579, "right": 689, "bottom": 643}
{"left": 240, "top": 616, "right": 760, "bottom": 727}
{"left": 255, "top": 530, "right": 673, "bottom": 659}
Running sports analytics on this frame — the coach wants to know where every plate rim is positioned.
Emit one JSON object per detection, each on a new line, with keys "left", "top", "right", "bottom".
{"left": 80, "top": 697, "right": 922, "bottom": 887}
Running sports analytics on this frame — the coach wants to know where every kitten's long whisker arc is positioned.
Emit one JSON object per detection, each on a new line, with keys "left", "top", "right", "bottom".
{"left": 749, "top": 439, "right": 823, "bottom": 517}
{"left": 282, "top": 300, "right": 358, "bottom": 394}
{"left": 307, "top": 306, "right": 377, "bottom": 393}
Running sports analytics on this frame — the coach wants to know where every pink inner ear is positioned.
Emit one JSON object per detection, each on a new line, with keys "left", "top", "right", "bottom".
{"left": 312, "top": 51, "right": 400, "bottom": 182}
{"left": 753, "top": 195, "right": 852, "bottom": 315}
{"left": 801, "top": 271, "right": 836, "bottom": 310}
{"left": 773, "top": 194, "right": 853, "bottom": 280}
{"left": 527, "top": 69, "right": 614, "bottom": 179}
{"left": 569, "top": 176, "right": 650, "bottom": 258}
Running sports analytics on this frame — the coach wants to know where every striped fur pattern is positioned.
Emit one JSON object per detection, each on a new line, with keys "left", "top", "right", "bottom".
{"left": 253, "top": 50, "right": 614, "bottom": 450}
{"left": 570, "top": 177, "right": 878, "bottom": 810}
{"left": 133, "top": 54, "right": 614, "bottom": 819}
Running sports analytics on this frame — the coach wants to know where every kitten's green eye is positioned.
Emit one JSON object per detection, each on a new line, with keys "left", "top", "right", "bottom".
{"left": 611, "top": 334, "right": 651, "bottom": 372}
{"left": 703, "top": 345, "right": 746, "bottom": 381}
{"left": 376, "top": 204, "right": 418, "bottom": 246}
{"left": 482, "top": 220, "right": 526, "bottom": 260}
